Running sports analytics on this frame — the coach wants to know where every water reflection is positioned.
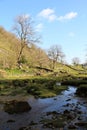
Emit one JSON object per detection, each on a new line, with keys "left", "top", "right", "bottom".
{"left": 0, "top": 86, "right": 87, "bottom": 130}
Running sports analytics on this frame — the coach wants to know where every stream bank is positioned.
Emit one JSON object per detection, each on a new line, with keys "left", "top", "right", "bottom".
{"left": 0, "top": 86, "right": 87, "bottom": 130}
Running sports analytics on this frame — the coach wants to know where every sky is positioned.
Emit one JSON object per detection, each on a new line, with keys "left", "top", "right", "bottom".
{"left": 0, "top": 0, "right": 87, "bottom": 64}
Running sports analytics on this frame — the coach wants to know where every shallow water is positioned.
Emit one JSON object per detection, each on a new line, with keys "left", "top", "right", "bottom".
{"left": 0, "top": 86, "right": 87, "bottom": 130}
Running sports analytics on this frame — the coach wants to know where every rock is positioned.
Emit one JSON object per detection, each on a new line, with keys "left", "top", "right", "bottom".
{"left": 77, "top": 110, "right": 82, "bottom": 114}
{"left": 29, "top": 121, "right": 37, "bottom": 125}
{"left": 66, "top": 99, "right": 71, "bottom": 101}
{"left": 67, "top": 114, "right": 76, "bottom": 120}
{"left": 75, "top": 122, "right": 87, "bottom": 126}
{"left": 7, "top": 119, "right": 15, "bottom": 123}
{"left": 19, "top": 127, "right": 27, "bottom": 130}
{"left": 63, "top": 110, "right": 76, "bottom": 120}
{"left": 63, "top": 110, "right": 70, "bottom": 114}
{"left": 46, "top": 111, "right": 59, "bottom": 116}
{"left": 53, "top": 98, "right": 57, "bottom": 100}
{"left": 4, "top": 100, "right": 31, "bottom": 114}
{"left": 66, "top": 103, "right": 70, "bottom": 107}
{"left": 19, "top": 126, "right": 32, "bottom": 130}
{"left": 78, "top": 116, "right": 82, "bottom": 120}
{"left": 42, "top": 119, "right": 65, "bottom": 129}
{"left": 68, "top": 124, "right": 77, "bottom": 129}
{"left": 76, "top": 87, "right": 87, "bottom": 97}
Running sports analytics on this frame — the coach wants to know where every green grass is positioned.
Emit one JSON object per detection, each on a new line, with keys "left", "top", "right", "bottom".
{"left": 1, "top": 27, "right": 87, "bottom": 79}
{"left": 62, "top": 79, "right": 87, "bottom": 86}
{"left": 0, "top": 77, "right": 68, "bottom": 98}
{"left": 0, "top": 69, "right": 87, "bottom": 99}
{"left": 38, "top": 89, "right": 56, "bottom": 98}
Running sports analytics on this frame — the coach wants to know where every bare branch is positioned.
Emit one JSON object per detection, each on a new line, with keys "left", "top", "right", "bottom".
{"left": 12, "top": 14, "right": 40, "bottom": 68}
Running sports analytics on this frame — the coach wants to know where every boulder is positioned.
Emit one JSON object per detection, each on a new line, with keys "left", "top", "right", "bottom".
{"left": 76, "top": 87, "right": 87, "bottom": 97}
{"left": 4, "top": 100, "right": 31, "bottom": 114}
{"left": 75, "top": 122, "right": 87, "bottom": 126}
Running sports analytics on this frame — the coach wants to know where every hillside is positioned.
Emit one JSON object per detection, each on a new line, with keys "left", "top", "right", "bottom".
{"left": 0, "top": 26, "right": 20, "bottom": 68}
{"left": 0, "top": 26, "right": 87, "bottom": 79}
{"left": 0, "top": 26, "right": 49, "bottom": 70}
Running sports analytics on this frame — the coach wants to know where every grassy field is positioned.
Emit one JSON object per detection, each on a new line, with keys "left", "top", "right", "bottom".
{"left": 0, "top": 76, "right": 68, "bottom": 99}
{"left": 0, "top": 63, "right": 87, "bottom": 100}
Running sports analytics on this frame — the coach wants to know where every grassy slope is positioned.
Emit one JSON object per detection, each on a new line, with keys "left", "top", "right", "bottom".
{"left": 0, "top": 27, "right": 20, "bottom": 67}
{"left": 0, "top": 27, "right": 87, "bottom": 100}
{"left": 0, "top": 27, "right": 18, "bottom": 52}
{"left": 55, "top": 63, "right": 87, "bottom": 77}
{"left": 0, "top": 63, "right": 87, "bottom": 79}
{"left": 0, "top": 26, "right": 49, "bottom": 70}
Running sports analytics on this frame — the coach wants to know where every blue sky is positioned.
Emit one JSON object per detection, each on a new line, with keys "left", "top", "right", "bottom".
{"left": 0, "top": 0, "right": 87, "bottom": 64}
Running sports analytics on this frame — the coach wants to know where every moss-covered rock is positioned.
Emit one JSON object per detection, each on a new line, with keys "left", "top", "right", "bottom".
{"left": 76, "top": 86, "right": 87, "bottom": 97}
{"left": 4, "top": 100, "right": 31, "bottom": 114}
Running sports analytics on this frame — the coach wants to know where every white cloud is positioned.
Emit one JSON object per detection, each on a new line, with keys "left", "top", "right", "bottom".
{"left": 38, "top": 9, "right": 78, "bottom": 22}
{"left": 36, "top": 23, "right": 43, "bottom": 32}
{"left": 58, "top": 12, "right": 78, "bottom": 21}
{"left": 69, "top": 32, "right": 75, "bottom": 37}
{"left": 38, "top": 8, "right": 54, "bottom": 17}
{"left": 48, "top": 14, "right": 57, "bottom": 21}
{"left": 38, "top": 8, "right": 57, "bottom": 21}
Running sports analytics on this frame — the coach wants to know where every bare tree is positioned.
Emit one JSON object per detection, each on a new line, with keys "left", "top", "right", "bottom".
{"left": 35, "top": 47, "right": 49, "bottom": 68}
{"left": 48, "top": 44, "right": 64, "bottom": 69}
{"left": 72, "top": 57, "right": 80, "bottom": 65}
{"left": 13, "top": 14, "right": 40, "bottom": 68}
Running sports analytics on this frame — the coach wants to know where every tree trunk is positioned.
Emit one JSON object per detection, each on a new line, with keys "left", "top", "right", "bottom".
{"left": 17, "top": 46, "right": 24, "bottom": 69}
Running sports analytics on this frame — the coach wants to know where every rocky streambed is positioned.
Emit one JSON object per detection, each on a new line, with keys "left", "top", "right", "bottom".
{"left": 0, "top": 86, "right": 87, "bottom": 130}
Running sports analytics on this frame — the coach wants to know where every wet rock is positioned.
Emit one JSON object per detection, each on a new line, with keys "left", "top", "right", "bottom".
{"left": 46, "top": 111, "right": 59, "bottom": 116}
{"left": 77, "top": 110, "right": 82, "bottom": 114}
{"left": 42, "top": 119, "right": 65, "bottom": 129}
{"left": 66, "top": 103, "right": 70, "bottom": 107}
{"left": 68, "top": 124, "right": 77, "bottom": 129}
{"left": 75, "top": 122, "right": 87, "bottom": 126}
{"left": 19, "top": 127, "right": 27, "bottom": 130}
{"left": 19, "top": 126, "right": 32, "bottom": 130}
{"left": 76, "top": 87, "right": 87, "bottom": 97}
{"left": 53, "top": 97, "right": 57, "bottom": 100}
{"left": 63, "top": 110, "right": 70, "bottom": 114}
{"left": 78, "top": 116, "right": 82, "bottom": 120}
{"left": 83, "top": 101, "right": 87, "bottom": 104}
{"left": 29, "top": 121, "right": 38, "bottom": 125}
{"left": 4, "top": 100, "right": 31, "bottom": 114}
{"left": 67, "top": 114, "right": 76, "bottom": 120}
{"left": 63, "top": 103, "right": 70, "bottom": 107}
{"left": 7, "top": 119, "right": 15, "bottom": 123}
{"left": 63, "top": 109, "right": 76, "bottom": 120}
{"left": 66, "top": 98, "right": 71, "bottom": 101}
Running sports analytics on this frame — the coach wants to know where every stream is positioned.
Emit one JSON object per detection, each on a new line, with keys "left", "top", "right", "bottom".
{"left": 0, "top": 86, "right": 87, "bottom": 130}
